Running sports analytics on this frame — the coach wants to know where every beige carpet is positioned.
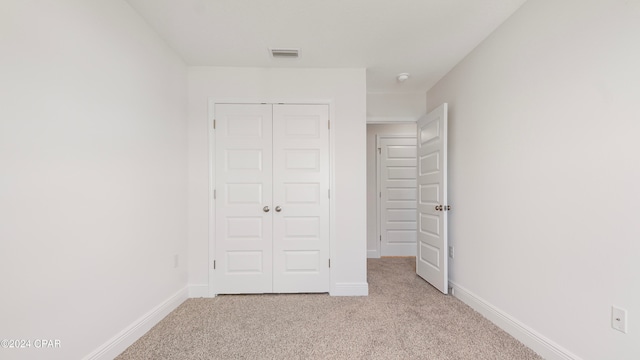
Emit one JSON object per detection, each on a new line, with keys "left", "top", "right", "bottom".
{"left": 116, "top": 257, "right": 542, "bottom": 359}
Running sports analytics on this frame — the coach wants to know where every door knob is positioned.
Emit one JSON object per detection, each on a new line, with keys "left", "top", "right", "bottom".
{"left": 275, "top": 206, "right": 282, "bottom": 212}
{"left": 435, "top": 205, "right": 443, "bottom": 211}
{"left": 263, "top": 206, "right": 270, "bottom": 212}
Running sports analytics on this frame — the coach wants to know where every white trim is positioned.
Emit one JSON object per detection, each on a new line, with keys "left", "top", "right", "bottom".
{"left": 207, "top": 100, "right": 216, "bottom": 297}
{"left": 450, "top": 282, "right": 582, "bottom": 360}
{"left": 367, "top": 116, "right": 419, "bottom": 124}
{"left": 367, "top": 249, "right": 380, "bottom": 258}
{"left": 331, "top": 282, "right": 369, "bottom": 296}
{"left": 208, "top": 98, "right": 335, "bottom": 296}
{"left": 328, "top": 102, "right": 336, "bottom": 295}
{"left": 83, "top": 287, "right": 188, "bottom": 360}
{"left": 375, "top": 134, "right": 382, "bottom": 258}
{"left": 212, "top": 98, "right": 334, "bottom": 106}
{"left": 188, "top": 284, "right": 210, "bottom": 298}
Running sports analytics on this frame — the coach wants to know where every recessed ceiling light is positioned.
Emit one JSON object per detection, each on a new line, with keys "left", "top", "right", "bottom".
{"left": 397, "top": 73, "right": 410, "bottom": 82}
{"left": 269, "top": 48, "right": 300, "bottom": 58}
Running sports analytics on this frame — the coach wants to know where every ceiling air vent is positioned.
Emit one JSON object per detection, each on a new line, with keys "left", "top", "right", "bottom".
{"left": 270, "top": 48, "right": 300, "bottom": 58}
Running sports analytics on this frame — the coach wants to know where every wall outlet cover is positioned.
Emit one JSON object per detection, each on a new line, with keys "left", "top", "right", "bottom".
{"left": 612, "top": 306, "right": 628, "bottom": 333}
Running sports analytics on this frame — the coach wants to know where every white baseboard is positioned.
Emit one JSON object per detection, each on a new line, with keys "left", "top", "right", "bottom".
{"left": 188, "top": 284, "right": 209, "bottom": 298}
{"left": 450, "top": 282, "right": 582, "bottom": 360}
{"left": 83, "top": 287, "right": 188, "bottom": 360}
{"left": 331, "top": 282, "right": 369, "bottom": 296}
{"left": 367, "top": 249, "right": 380, "bottom": 258}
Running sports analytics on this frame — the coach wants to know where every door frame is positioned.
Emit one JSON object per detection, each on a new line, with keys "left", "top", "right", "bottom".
{"left": 207, "top": 98, "right": 335, "bottom": 297}
{"left": 375, "top": 134, "right": 418, "bottom": 257}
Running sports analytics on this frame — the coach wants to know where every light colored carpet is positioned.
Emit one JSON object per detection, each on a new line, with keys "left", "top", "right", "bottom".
{"left": 116, "top": 257, "right": 542, "bottom": 359}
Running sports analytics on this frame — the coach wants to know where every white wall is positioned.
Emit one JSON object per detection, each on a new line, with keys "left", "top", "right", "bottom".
{"left": 367, "top": 93, "right": 426, "bottom": 123}
{"left": 187, "top": 67, "right": 368, "bottom": 295}
{"left": 0, "top": 1, "right": 188, "bottom": 359}
{"left": 427, "top": 0, "right": 640, "bottom": 359}
{"left": 366, "top": 124, "right": 417, "bottom": 258}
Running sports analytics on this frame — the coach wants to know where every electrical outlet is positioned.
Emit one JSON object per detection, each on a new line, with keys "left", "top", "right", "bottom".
{"left": 448, "top": 246, "right": 454, "bottom": 259}
{"left": 612, "top": 306, "right": 627, "bottom": 333}
{"left": 174, "top": 254, "right": 179, "bottom": 269}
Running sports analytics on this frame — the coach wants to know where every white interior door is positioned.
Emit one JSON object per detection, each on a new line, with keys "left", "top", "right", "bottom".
{"left": 416, "top": 103, "right": 449, "bottom": 294}
{"left": 272, "top": 104, "right": 330, "bottom": 292}
{"left": 214, "top": 104, "right": 273, "bottom": 294}
{"left": 378, "top": 136, "right": 417, "bottom": 256}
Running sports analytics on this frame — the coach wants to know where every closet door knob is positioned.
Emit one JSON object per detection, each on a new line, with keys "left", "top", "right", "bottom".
{"left": 275, "top": 206, "right": 282, "bottom": 212}
{"left": 263, "top": 206, "right": 270, "bottom": 212}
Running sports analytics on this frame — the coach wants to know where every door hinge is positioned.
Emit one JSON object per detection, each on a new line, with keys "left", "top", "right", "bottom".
{"left": 213, "top": 189, "right": 216, "bottom": 199}
{"left": 213, "top": 260, "right": 216, "bottom": 269}
{"left": 213, "top": 119, "right": 216, "bottom": 129}
{"left": 378, "top": 148, "right": 381, "bottom": 154}
{"left": 328, "top": 189, "right": 330, "bottom": 199}
{"left": 328, "top": 120, "right": 330, "bottom": 130}
{"left": 380, "top": 235, "right": 382, "bottom": 242}
{"left": 379, "top": 192, "right": 381, "bottom": 198}
{"left": 328, "top": 259, "right": 331, "bottom": 268}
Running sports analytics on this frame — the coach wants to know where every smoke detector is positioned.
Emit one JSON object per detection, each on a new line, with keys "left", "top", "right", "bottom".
{"left": 269, "top": 48, "right": 300, "bottom": 58}
{"left": 397, "top": 73, "right": 410, "bottom": 82}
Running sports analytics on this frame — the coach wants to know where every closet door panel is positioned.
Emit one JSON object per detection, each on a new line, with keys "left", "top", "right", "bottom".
{"left": 272, "top": 104, "right": 330, "bottom": 293}
{"left": 214, "top": 104, "right": 273, "bottom": 294}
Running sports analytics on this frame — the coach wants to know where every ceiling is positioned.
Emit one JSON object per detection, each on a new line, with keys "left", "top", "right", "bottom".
{"left": 125, "top": 0, "right": 526, "bottom": 115}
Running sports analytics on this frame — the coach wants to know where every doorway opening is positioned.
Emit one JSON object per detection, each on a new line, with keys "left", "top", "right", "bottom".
{"left": 365, "top": 103, "right": 449, "bottom": 294}
{"left": 366, "top": 123, "right": 417, "bottom": 258}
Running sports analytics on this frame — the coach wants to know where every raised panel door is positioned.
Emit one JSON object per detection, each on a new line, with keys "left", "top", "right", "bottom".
{"left": 379, "top": 137, "right": 418, "bottom": 256}
{"left": 214, "top": 104, "right": 273, "bottom": 294}
{"left": 416, "top": 103, "right": 448, "bottom": 294}
{"left": 272, "top": 104, "right": 330, "bottom": 293}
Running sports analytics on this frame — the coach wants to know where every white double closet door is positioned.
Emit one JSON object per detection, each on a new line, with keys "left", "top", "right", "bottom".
{"left": 214, "top": 103, "right": 330, "bottom": 294}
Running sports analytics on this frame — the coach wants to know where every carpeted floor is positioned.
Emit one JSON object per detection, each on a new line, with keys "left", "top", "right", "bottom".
{"left": 116, "top": 257, "right": 542, "bottom": 359}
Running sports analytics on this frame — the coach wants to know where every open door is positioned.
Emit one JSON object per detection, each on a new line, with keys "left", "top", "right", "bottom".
{"left": 416, "top": 103, "right": 448, "bottom": 294}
